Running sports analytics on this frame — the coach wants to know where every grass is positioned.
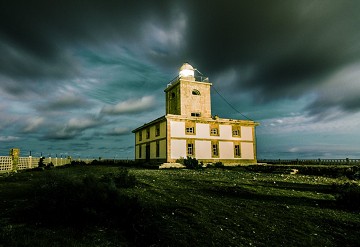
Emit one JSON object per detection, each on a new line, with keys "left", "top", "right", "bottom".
{"left": 0, "top": 164, "right": 360, "bottom": 246}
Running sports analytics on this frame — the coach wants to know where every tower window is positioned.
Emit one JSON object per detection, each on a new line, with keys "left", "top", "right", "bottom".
{"left": 146, "top": 128, "right": 150, "bottom": 139}
{"left": 192, "top": 89, "right": 200, "bottom": 95}
{"left": 191, "top": 113, "right": 201, "bottom": 117}
{"left": 139, "top": 131, "right": 142, "bottom": 141}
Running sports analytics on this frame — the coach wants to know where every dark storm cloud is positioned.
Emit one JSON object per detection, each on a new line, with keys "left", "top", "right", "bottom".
{"left": 1, "top": 0, "right": 360, "bottom": 124}
{"left": 42, "top": 115, "right": 107, "bottom": 140}
{"left": 35, "top": 94, "right": 93, "bottom": 112}
{"left": 305, "top": 96, "right": 360, "bottom": 121}
{"left": 0, "top": 0, "right": 174, "bottom": 81}
{"left": 303, "top": 64, "right": 360, "bottom": 119}
{"left": 181, "top": 0, "right": 360, "bottom": 111}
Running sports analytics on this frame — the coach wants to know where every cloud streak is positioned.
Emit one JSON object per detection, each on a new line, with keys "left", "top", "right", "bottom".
{"left": 100, "top": 96, "right": 156, "bottom": 115}
{"left": 0, "top": 136, "right": 20, "bottom": 142}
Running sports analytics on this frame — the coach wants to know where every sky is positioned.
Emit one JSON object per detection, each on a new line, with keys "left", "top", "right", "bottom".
{"left": 1, "top": 0, "right": 360, "bottom": 159}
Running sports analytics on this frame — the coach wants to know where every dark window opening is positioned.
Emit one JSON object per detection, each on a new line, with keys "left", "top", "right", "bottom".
{"left": 186, "top": 127, "right": 194, "bottom": 134}
{"left": 192, "top": 89, "right": 200, "bottom": 95}
{"left": 234, "top": 145, "right": 240, "bottom": 157}
{"left": 212, "top": 144, "right": 218, "bottom": 156}
{"left": 156, "top": 141, "right": 160, "bottom": 157}
{"left": 210, "top": 128, "right": 218, "bottom": 135}
{"left": 187, "top": 143, "right": 194, "bottom": 155}
{"left": 155, "top": 124, "right": 160, "bottom": 136}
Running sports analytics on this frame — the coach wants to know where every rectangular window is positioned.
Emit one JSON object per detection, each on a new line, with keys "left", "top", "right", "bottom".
{"left": 232, "top": 126, "right": 241, "bottom": 137}
{"left": 187, "top": 143, "right": 194, "bottom": 156}
{"left": 186, "top": 127, "right": 194, "bottom": 134}
{"left": 210, "top": 128, "right": 218, "bottom": 136}
{"left": 191, "top": 112, "right": 201, "bottom": 117}
{"left": 139, "top": 145, "right": 142, "bottom": 158}
{"left": 155, "top": 124, "right": 160, "bottom": 136}
{"left": 139, "top": 131, "right": 142, "bottom": 141}
{"left": 234, "top": 144, "right": 240, "bottom": 157}
{"left": 210, "top": 123, "right": 219, "bottom": 136}
{"left": 185, "top": 122, "right": 195, "bottom": 135}
{"left": 156, "top": 141, "right": 160, "bottom": 157}
{"left": 146, "top": 128, "right": 150, "bottom": 139}
{"left": 212, "top": 143, "right": 218, "bottom": 157}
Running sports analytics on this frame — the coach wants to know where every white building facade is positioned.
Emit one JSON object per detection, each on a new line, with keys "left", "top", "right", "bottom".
{"left": 132, "top": 63, "right": 259, "bottom": 165}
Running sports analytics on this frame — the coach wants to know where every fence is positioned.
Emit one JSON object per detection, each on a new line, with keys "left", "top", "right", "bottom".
{"left": 258, "top": 158, "right": 360, "bottom": 166}
{"left": 0, "top": 156, "right": 89, "bottom": 172}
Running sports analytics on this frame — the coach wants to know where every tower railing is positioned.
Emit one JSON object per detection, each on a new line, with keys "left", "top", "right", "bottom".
{"left": 167, "top": 75, "right": 210, "bottom": 87}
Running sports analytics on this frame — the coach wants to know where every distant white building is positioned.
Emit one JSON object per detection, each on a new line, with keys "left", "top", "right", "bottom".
{"left": 132, "top": 63, "right": 259, "bottom": 165}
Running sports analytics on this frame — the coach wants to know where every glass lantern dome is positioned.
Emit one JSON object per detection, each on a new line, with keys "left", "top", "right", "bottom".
{"left": 179, "top": 62, "right": 195, "bottom": 78}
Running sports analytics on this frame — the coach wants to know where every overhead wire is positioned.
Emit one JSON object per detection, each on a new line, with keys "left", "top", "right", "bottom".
{"left": 211, "top": 85, "right": 254, "bottom": 121}
{"left": 194, "top": 68, "right": 254, "bottom": 121}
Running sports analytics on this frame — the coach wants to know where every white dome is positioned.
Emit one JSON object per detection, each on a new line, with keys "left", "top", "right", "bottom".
{"left": 179, "top": 62, "right": 195, "bottom": 78}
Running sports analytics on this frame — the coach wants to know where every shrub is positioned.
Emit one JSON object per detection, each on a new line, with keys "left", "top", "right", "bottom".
{"left": 333, "top": 182, "right": 360, "bottom": 211}
{"left": 183, "top": 156, "right": 201, "bottom": 169}
{"left": 70, "top": 160, "right": 87, "bottom": 166}
{"left": 46, "top": 162, "right": 54, "bottom": 169}
{"left": 298, "top": 166, "right": 359, "bottom": 178}
{"left": 245, "top": 165, "right": 276, "bottom": 173}
{"left": 38, "top": 157, "right": 46, "bottom": 168}
{"left": 214, "top": 162, "right": 224, "bottom": 168}
{"left": 101, "top": 168, "right": 137, "bottom": 188}
{"left": 19, "top": 173, "right": 142, "bottom": 227}
{"left": 176, "top": 157, "right": 185, "bottom": 165}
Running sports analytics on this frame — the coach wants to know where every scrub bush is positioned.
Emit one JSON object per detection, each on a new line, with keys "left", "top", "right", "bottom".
{"left": 183, "top": 156, "right": 201, "bottom": 169}
{"left": 333, "top": 182, "right": 360, "bottom": 211}
{"left": 176, "top": 157, "right": 185, "bottom": 164}
{"left": 25, "top": 174, "right": 140, "bottom": 227}
{"left": 214, "top": 162, "right": 224, "bottom": 168}
{"left": 101, "top": 168, "right": 137, "bottom": 188}
{"left": 38, "top": 157, "right": 46, "bottom": 168}
{"left": 70, "top": 160, "right": 87, "bottom": 166}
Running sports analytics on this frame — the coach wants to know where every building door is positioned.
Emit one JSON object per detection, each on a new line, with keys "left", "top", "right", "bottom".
{"left": 146, "top": 144, "right": 150, "bottom": 161}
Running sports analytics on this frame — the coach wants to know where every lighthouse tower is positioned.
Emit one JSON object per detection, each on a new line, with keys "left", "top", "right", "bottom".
{"left": 165, "top": 63, "right": 212, "bottom": 118}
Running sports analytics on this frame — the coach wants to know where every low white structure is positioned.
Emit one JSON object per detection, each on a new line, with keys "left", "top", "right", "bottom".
{"left": 132, "top": 63, "right": 259, "bottom": 165}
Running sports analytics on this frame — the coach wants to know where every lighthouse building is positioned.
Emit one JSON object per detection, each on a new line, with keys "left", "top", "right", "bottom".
{"left": 132, "top": 63, "right": 259, "bottom": 165}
